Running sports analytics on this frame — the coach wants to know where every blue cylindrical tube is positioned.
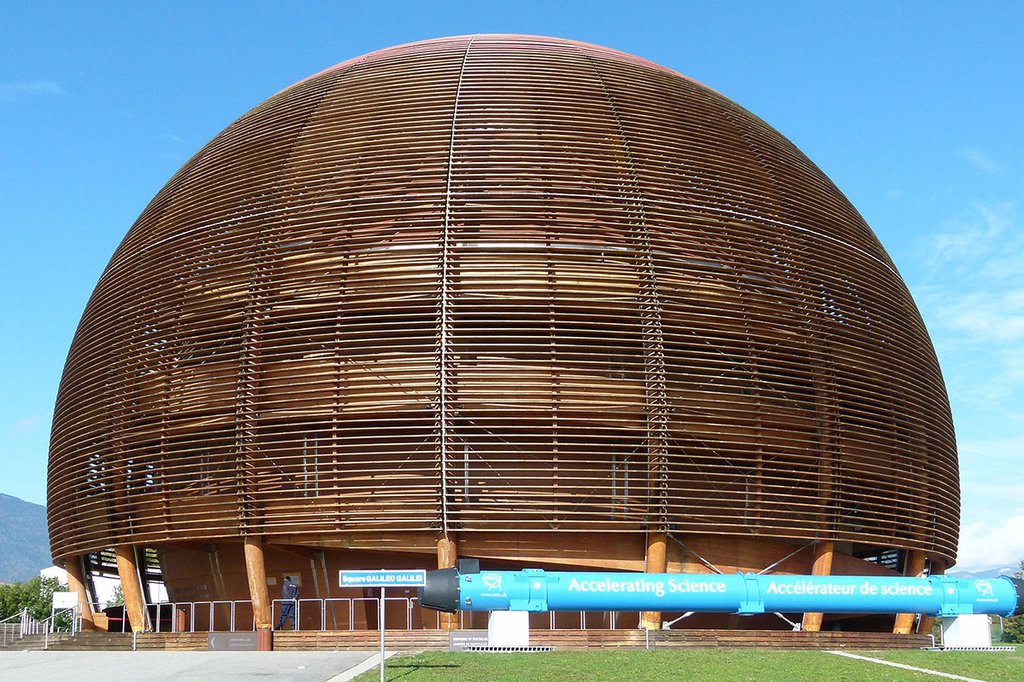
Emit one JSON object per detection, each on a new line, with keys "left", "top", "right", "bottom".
{"left": 419, "top": 568, "right": 1024, "bottom": 618}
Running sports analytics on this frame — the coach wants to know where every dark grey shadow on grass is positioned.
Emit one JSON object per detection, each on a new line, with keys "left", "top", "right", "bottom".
{"left": 384, "top": 663, "right": 459, "bottom": 680}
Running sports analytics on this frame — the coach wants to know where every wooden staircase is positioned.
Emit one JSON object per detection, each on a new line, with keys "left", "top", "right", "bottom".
{"left": 0, "top": 633, "right": 72, "bottom": 651}
{"left": 135, "top": 632, "right": 209, "bottom": 650}
{"left": 42, "top": 632, "right": 133, "bottom": 651}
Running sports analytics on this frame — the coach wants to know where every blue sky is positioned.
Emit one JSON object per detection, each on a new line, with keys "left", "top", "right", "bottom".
{"left": 2, "top": 2, "right": 1021, "bottom": 572}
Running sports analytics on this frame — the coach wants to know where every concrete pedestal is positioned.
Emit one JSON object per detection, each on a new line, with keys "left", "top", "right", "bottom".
{"left": 942, "top": 614, "right": 992, "bottom": 647}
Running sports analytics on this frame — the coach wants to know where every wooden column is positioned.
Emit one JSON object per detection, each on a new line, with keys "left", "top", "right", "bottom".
{"left": 437, "top": 536, "right": 458, "bottom": 630}
{"left": 917, "top": 559, "right": 944, "bottom": 636}
{"left": 800, "top": 541, "right": 835, "bottom": 632}
{"left": 893, "top": 550, "right": 927, "bottom": 634}
{"left": 63, "top": 555, "right": 96, "bottom": 631}
{"left": 640, "top": 532, "right": 668, "bottom": 630}
{"left": 244, "top": 536, "right": 273, "bottom": 650}
{"left": 114, "top": 546, "right": 149, "bottom": 633}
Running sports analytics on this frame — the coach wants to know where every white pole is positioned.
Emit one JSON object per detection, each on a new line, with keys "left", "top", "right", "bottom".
{"left": 379, "top": 587, "right": 386, "bottom": 682}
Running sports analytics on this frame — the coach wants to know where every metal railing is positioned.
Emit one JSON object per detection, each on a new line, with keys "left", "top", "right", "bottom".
{"left": 270, "top": 597, "right": 417, "bottom": 631}
{"left": 1, "top": 612, "right": 23, "bottom": 647}
{"left": 42, "top": 608, "right": 79, "bottom": 649}
{"left": 76, "top": 597, "right": 640, "bottom": 634}
{"left": 91, "top": 599, "right": 256, "bottom": 633}
{"left": 0, "top": 606, "right": 79, "bottom": 649}
{"left": 446, "top": 608, "right": 639, "bottom": 631}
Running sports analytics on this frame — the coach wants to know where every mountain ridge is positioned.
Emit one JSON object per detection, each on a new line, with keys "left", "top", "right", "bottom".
{"left": 946, "top": 565, "right": 1020, "bottom": 580}
{"left": 0, "top": 493, "right": 52, "bottom": 582}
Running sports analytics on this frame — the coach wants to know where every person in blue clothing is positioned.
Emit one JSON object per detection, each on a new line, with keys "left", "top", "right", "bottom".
{"left": 276, "top": 576, "right": 299, "bottom": 630}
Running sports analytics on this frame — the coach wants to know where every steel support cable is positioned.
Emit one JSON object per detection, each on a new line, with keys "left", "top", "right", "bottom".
{"left": 579, "top": 50, "right": 670, "bottom": 530}
{"left": 232, "top": 79, "right": 338, "bottom": 533}
{"left": 755, "top": 541, "right": 815, "bottom": 575}
{"left": 439, "top": 35, "right": 478, "bottom": 535}
{"left": 667, "top": 532, "right": 725, "bottom": 575}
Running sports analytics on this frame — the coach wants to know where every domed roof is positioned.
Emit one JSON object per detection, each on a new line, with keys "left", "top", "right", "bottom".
{"left": 49, "top": 35, "right": 958, "bottom": 564}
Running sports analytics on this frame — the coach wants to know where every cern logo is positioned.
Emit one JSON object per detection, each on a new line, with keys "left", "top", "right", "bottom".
{"left": 975, "top": 580, "right": 994, "bottom": 597}
{"left": 482, "top": 573, "right": 502, "bottom": 591}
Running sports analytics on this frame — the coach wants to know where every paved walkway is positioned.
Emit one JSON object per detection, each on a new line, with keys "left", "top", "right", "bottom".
{"left": 0, "top": 650, "right": 386, "bottom": 682}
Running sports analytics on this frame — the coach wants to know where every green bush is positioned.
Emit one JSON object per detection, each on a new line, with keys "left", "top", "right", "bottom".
{"left": 1001, "top": 560, "right": 1024, "bottom": 643}
{"left": 1003, "top": 615, "right": 1024, "bottom": 643}
{"left": 0, "top": 575, "right": 68, "bottom": 621}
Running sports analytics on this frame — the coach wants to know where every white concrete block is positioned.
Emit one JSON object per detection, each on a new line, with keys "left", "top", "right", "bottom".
{"left": 942, "top": 614, "right": 992, "bottom": 648}
{"left": 487, "top": 610, "right": 530, "bottom": 647}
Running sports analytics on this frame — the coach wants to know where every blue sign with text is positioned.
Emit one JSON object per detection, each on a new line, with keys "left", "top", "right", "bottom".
{"left": 448, "top": 569, "right": 1023, "bottom": 618}
{"left": 340, "top": 569, "right": 427, "bottom": 588}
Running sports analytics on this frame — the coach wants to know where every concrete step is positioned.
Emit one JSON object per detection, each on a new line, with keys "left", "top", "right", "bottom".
{"left": 0, "top": 633, "right": 72, "bottom": 651}
{"left": 135, "top": 632, "right": 209, "bottom": 650}
{"left": 46, "top": 632, "right": 133, "bottom": 651}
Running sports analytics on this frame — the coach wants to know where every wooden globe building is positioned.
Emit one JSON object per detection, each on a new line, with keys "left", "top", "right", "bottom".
{"left": 48, "top": 35, "right": 959, "bottom": 636}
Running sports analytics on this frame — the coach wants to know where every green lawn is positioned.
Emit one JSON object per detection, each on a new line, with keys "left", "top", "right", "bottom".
{"left": 354, "top": 649, "right": 1020, "bottom": 681}
{"left": 866, "top": 646, "right": 1023, "bottom": 682}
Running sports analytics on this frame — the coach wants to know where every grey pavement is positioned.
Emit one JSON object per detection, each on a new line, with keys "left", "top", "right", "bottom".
{"left": 0, "top": 650, "right": 392, "bottom": 682}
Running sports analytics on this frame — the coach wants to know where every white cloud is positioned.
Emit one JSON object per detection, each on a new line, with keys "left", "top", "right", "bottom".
{"left": 920, "top": 201, "right": 1013, "bottom": 275}
{"left": 11, "top": 415, "right": 40, "bottom": 434}
{"left": 916, "top": 202, "right": 1023, "bottom": 346}
{"left": 955, "top": 515, "right": 1024, "bottom": 572}
{"left": 958, "top": 435, "right": 1024, "bottom": 464}
{"left": 0, "top": 80, "right": 64, "bottom": 98}
{"left": 963, "top": 148, "right": 1003, "bottom": 175}
{"left": 958, "top": 439, "right": 1024, "bottom": 528}
{"left": 960, "top": 481, "right": 1024, "bottom": 500}
{"left": 911, "top": 200, "right": 1024, "bottom": 572}
{"left": 934, "top": 290, "right": 1024, "bottom": 345}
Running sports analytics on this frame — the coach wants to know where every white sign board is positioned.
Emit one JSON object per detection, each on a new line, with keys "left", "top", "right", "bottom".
{"left": 52, "top": 591, "right": 78, "bottom": 609}
{"left": 339, "top": 569, "right": 426, "bottom": 588}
